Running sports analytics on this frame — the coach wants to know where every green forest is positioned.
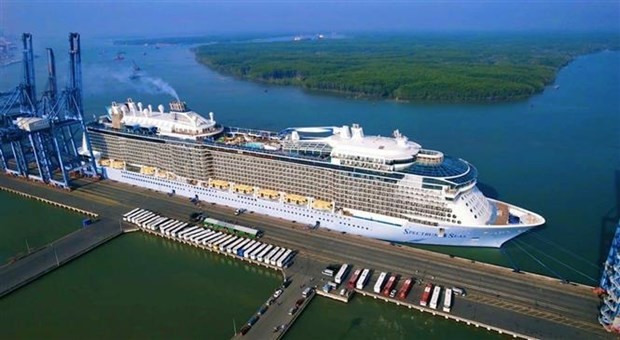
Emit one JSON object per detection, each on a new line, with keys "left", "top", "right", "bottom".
{"left": 193, "top": 33, "right": 619, "bottom": 103}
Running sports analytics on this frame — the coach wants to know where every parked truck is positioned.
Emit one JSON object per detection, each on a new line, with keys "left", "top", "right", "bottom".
{"left": 420, "top": 283, "right": 433, "bottom": 307}
{"left": 373, "top": 272, "right": 387, "bottom": 294}
{"left": 429, "top": 285, "right": 442, "bottom": 310}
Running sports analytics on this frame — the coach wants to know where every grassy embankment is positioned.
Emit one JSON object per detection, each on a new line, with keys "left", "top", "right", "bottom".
{"left": 192, "top": 33, "right": 619, "bottom": 103}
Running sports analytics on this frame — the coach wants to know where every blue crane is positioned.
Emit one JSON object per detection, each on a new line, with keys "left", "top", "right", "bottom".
{"left": 0, "top": 33, "right": 98, "bottom": 188}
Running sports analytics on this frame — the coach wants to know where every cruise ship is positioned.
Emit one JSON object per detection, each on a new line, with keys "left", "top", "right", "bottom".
{"left": 87, "top": 98, "right": 545, "bottom": 248}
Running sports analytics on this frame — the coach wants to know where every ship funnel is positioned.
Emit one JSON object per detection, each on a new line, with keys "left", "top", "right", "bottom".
{"left": 148, "top": 105, "right": 153, "bottom": 113}
{"left": 169, "top": 100, "right": 187, "bottom": 112}
{"left": 158, "top": 104, "right": 164, "bottom": 114}
{"left": 209, "top": 112, "right": 214, "bottom": 122}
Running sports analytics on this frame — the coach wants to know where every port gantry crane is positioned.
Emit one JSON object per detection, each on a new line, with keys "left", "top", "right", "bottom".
{"left": 0, "top": 33, "right": 98, "bottom": 189}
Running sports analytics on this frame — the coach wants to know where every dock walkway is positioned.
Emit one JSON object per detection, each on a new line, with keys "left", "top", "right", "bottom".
{"left": 0, "top": 218, "right": 124, "bottom": 298}
{"left": 238, "top": 255, "right": 323, "bottom": 339}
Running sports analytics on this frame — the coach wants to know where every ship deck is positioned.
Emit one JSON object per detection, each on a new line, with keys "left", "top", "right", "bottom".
{"left": 494, "top": 201, "right": 509, "bottom": 225}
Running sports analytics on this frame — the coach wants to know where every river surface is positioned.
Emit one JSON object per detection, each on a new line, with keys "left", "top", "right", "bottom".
{"left": 1, "top": 233, "right": 280, "bottom": 339}
{"left": 0, "top": 35, "right": 618, "bottom": 338}
{"left": 0, "top": 190, "right": 83, "bottom": 264}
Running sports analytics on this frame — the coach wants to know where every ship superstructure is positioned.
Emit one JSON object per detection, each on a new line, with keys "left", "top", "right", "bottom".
{"left": 107, "top": 99, "right": 223, "bottom": 139}
{"left": 88, "top": 98, "right": 545, "bottom": 247}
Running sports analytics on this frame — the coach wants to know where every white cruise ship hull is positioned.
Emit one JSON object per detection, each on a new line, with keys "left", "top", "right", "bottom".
{"left": 103, "top": 167, "right": 535, "bottom": 248}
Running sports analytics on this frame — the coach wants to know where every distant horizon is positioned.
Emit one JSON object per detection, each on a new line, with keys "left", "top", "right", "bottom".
{"left": 2, "top": 28, "right": 620, "bottom": 42}
{"left": 1, "top": 1, "right": 618, "bottom": 39}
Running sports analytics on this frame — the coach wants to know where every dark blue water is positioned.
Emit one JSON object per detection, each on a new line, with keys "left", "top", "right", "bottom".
{"left": 1, "top": 37, "right": 618, "bottom": 286}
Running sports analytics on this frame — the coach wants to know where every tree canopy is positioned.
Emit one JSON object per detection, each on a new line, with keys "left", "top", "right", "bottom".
{"left": 193, "top": 33, "right": 619, "bottom": 103}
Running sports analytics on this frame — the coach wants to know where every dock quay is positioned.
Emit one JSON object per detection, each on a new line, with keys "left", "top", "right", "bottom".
{"left": 122, "top": 209, "right": 311, "bottom": 339}
{"left": 0, "top": 184, "right": 99, "bottom": 218}
{"left": 0, "top": 217, "right": 125, "bottom": 298}
{"left": 125, "top": 217, "right": 291, "bottom": 273}
{"left": 239, "top": 254, "right": 320, "bottom": 339}
{"left": 0, "top": 174, "right": 612, "bottom": 339}
{"left": 124, "top": 208, "right": 538, "bottom": 339}
{"left": 316, "top": 285, "right": 534, "bottom": 339}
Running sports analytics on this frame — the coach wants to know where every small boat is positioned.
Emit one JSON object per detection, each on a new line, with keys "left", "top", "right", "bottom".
{"left": 129, "top": 60, "right": 142, "bottom": 80}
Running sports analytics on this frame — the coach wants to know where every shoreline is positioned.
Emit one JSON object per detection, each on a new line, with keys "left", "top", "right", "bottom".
{"left": 194, "top": 56, "right": 556, "bottom": 105}
{"left": 190, "top": 37, "right": 618, "bottom": 104}
{"left": 193, "top": 52, "right": 610, "bottom": 105}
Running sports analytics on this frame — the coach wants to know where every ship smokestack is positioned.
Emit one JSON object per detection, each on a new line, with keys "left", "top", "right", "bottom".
{"left": 169, "top": 100, "right": 188, "bottom": 112}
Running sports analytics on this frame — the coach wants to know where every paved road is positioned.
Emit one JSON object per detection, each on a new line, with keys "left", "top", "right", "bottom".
{"left": 0, "top": 175, "right": 610, "bottom": 339}
{"left": 0, "top": 217, "right": 123, "bottom": 297}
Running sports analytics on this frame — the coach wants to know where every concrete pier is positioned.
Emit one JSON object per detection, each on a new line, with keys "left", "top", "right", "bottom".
{"left": 240, "top": 255, "right": 321, "bottom": 340}
{"left": 251, "top": 254, "right": 544, "bottom": 340}
{"left": 137, "top": 225, "right": 285, "bottom": 272}
{"left": 0, "top": 218, "right": 124, "bottom": 298}
{"left": 0, "top": 185, "right": 99, "bottom": 218}
{"left": 351, "top": 289, "right": 535, "bottom": 339}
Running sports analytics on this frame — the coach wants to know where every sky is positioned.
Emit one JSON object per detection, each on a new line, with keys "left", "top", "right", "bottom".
{"left": 1, "top": 0, "right": 619, "bottom": 38}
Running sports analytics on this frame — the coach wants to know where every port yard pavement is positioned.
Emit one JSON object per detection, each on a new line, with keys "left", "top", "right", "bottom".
{"left": 0, "top": 175, "right": 611, "bottom": 339}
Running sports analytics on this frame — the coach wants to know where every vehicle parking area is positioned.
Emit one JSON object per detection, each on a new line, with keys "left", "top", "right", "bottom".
{"left": 236, "top": 253, "right": 468, "bottom": 339}
{"left": 316, "top": 262, "right": 464, "bottom": 313}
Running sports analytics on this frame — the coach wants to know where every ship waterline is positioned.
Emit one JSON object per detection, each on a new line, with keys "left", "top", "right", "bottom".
{"left": 87, "top": 98, "right": 545, "bottom": 248}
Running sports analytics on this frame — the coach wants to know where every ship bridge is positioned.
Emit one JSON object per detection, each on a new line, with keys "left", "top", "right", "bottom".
{"left": 405, "top": 156, "right": 478, "bottom": 189}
